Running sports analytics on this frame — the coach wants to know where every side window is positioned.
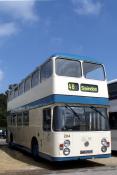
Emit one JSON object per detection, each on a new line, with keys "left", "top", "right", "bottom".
{"left": 14, "top": 87, "right": 18, "bottom": 98}
{"left": 12, "top": 114, "right": 17, "bottom": 126}
{"left": 23, "top": 111, "right": 29, "bottom": 126}
{"left": 31, "top": 69, "right": 39, "bottom": 88}
{"left": 19, "top": 82, "right": 24, "bottom": 95}
{"left": 40, "top": 60, "right": 53, "bottom": 82}
{"left": 7, "top": 115, "right": 12, "bottom": 126}
{"left": 10, "top": 90, "right": 14, "bottom": 100}
{"left": 43, "top": 108, "right": 51, "bottom": 131}
{"left": 17, "top": 113, "right": 22, "bottom": 126}
{"left": 24, "top": 76, "right": 31, "bottom": 92}
{"left": 8, "top": 91, "right": 13, "bottom": 101}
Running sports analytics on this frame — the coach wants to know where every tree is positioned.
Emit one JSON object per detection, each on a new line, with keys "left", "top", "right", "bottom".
{"left": 0, "top": 93, "right": 7, "bottom": 128}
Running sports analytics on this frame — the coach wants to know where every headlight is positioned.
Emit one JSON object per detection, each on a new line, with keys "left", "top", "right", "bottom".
{"left": 101, "top": 138, "right": 109, "bottom": 147}
{"left": 101, "top": 146, "right": 107, "bottom": 153}
{"left": 63, "top": 148, "right": 70, "bottom": 156}
{"left": 64, "top": 140, "right": 70, "bottom": 147}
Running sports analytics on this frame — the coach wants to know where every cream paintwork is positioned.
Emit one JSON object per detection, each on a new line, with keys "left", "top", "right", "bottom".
{"left": 8, "top": 106, "right": 111, "bottom": 158}
{"left": 7, "top": 77, "right": 54, "bottom": 111}
{"left": 7, "top": 57, "right": 111, "bottom": 160}
{"left": 7, "top": 57, "right": 108, "bottom": 111}
{"left": 50, "top": 131, "right": 111, "bottom": 157}
{"left": 7, "top": 76, "right": 108, "bottom": 111}
{"left": 54, "top": 76, "right": 108, "bottom": 98}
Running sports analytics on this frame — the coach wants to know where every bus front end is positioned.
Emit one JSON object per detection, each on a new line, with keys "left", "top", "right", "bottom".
{"left": 48, "top": 54, "right": 111, "bottom": 161}
{"left": 50, "top": 105, "right": 111, "bottom": 161}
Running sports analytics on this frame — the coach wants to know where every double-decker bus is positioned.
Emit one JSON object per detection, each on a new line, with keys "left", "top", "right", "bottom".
{"left": 108, "top": 79, "right": 117, "bottom": 151}
{"left": 7, "top": 54, "right": 111, "bottom": 161}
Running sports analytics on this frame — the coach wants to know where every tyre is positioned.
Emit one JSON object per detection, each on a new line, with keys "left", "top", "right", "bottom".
{"left": 31, "top": 139, "right": 39, "bottom": 161}
{"left": 9, "top": 133, "right": 14, "bottom": 148}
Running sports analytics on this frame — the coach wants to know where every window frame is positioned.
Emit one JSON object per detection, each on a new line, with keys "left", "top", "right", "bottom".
{"left": 7, "top": 115, "right": 12, "bottom": 126}
{"left": 40, "top": 59, "right": 53, "bottom": 83}
{"left": 10, "top": 90, "right": 14, "bottom": 101}
{"left": 17, "top": 112, "right": 23, "bottom": 126}
{"left": 8, "top": 91, "right": 12, "bottom": 101}
{"left": 43, "top": 108, "right": 51, "bottom": 131}
{"left": 83, "top": 61, "right": 106, "bottom": 81}
{"left": 24, "top": 76, "right": 31, "bottom": 92}
{"left": 12, "top": 113, "right": 17, "bottom": 126}
{"left": 14, "top": 87, "right": 19, "bottom": 98}
{"left": 52, "top": 106, "right": 109, "bottom": 132}
{"left": 55, "top": 58, "right": 82, "bottom": 78}
{"left": 23, "top": 111, "right": 29, "bottom": 126}
{"left": 31, "top": 69, "right": 40, "bottom": 88}
{"left": 19, "top": 81, "right": 24, "bottom": 95}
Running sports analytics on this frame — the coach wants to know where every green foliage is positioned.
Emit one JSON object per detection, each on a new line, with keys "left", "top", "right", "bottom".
{"left": 0, "top": 93, "right": 7, "bottom": 128}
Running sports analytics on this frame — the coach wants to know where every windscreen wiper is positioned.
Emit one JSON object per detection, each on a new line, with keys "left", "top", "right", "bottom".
{"left": 89, "top": 106, "right": 106, "bottom": 120}
{"left": 65, "top": 104, "right": 80, "bottom": 120}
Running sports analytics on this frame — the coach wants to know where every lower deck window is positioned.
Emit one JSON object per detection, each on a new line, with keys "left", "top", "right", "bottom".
{"left": 23, "top": 111, "right": 29, "bottom": 126}
{"left": 12, "top": 114, "right": 17, "bottom": 126}
{"left": 17, "top": 113, "right": 22, "bottom": 126}
{"left": 8, "top": 111, "right": 29, "bottom": 127}
{"left": 7, "top": 115, "right": 12, "bottom": 126}
{"left": 43, "top": 108, "right": 51, "bottom": 131}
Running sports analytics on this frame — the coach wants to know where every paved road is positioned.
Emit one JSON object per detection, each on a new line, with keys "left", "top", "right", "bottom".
{"left": 0, "top": 139, "right": 117, "bottom": 175}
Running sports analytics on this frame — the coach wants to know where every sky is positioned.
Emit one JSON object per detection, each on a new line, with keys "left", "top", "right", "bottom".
{"left": 0, "top": 0, "right": 117, "bottom": 93}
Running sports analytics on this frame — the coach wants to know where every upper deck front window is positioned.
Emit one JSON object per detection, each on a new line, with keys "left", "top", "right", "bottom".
{"left": 55, "top": 58, "right": 81, "bottom": 77}
{"left": 83, "top": 62, "right": 105, "bottom": 81}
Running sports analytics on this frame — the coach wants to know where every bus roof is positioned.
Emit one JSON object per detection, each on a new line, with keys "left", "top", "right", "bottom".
{"left": 51, "top": 53, "right": 102, "bottom": 64}
{"left": 8, "top": 53, "right": 103, "bottom": 91}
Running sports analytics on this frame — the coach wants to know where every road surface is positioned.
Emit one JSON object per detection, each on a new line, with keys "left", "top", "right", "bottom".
{"left": 0, "top": 139, "right": 117, "bottom": 175}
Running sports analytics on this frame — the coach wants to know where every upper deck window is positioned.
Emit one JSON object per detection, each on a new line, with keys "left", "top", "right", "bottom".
{"left": 10, "top": 90, "right": 14, "bottom": 101}
{"left": 14, "top": 87, "right": 18, "bottom": 98}
{"left": 19, "top": 82, "right": 24, "bottom": 95}
{"left": 40, "top": 60, "right": 53, "bottom": 82}
{"left": 24, "top": 76, "right": 31, "bottom": 92}
{"left": 55, "top": 58, "right": 81, "bottom": 77}
{"left": 83, "top": 62, "right": 105, "bottom": 81}
{"left": 8, "top": 91, "right": 12, "bottom": 101}
{"left": 31, "top": 69, "right": 39, "bottom": 88}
